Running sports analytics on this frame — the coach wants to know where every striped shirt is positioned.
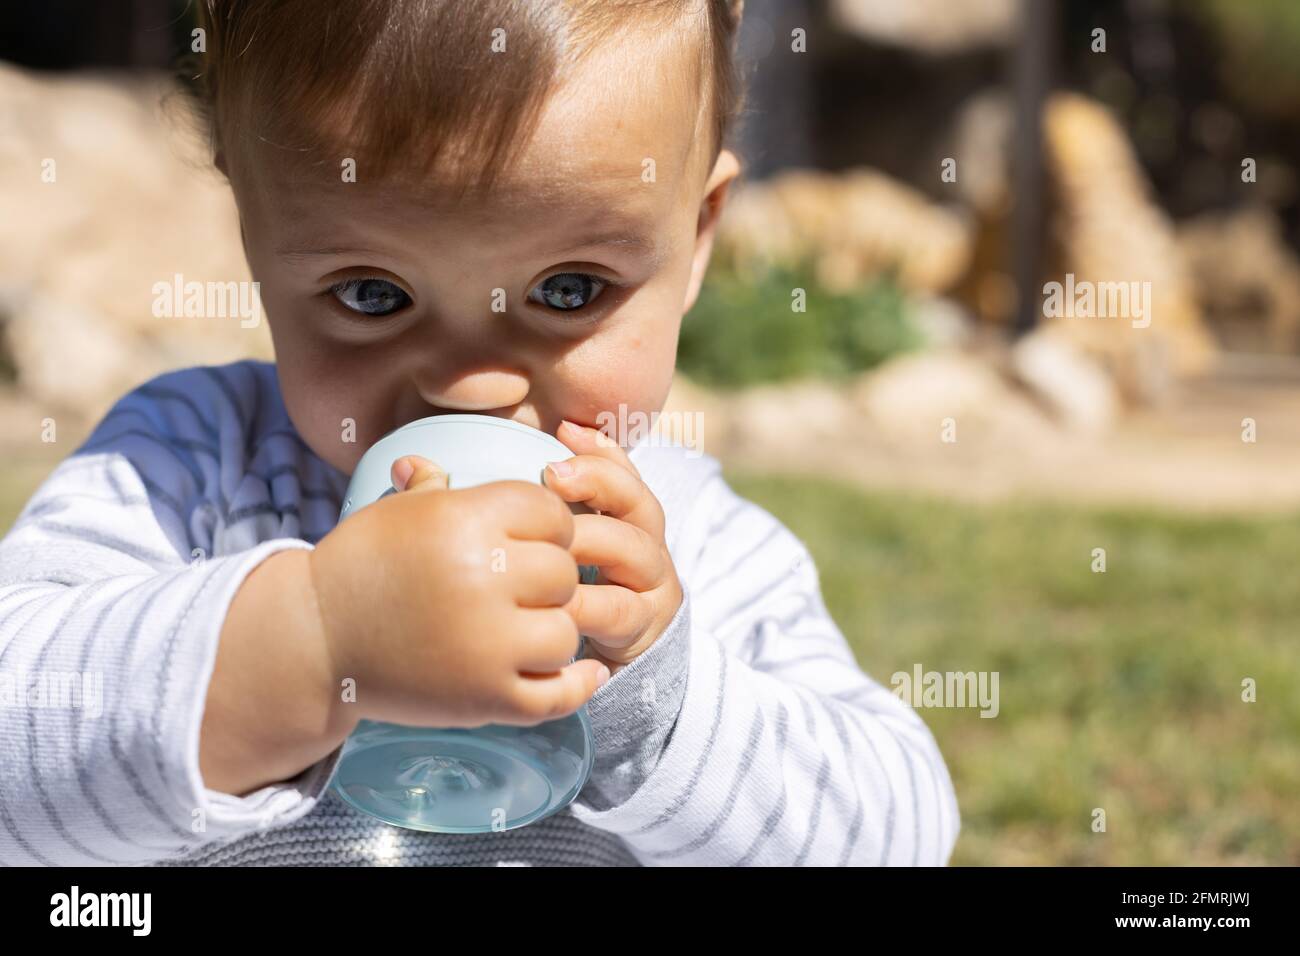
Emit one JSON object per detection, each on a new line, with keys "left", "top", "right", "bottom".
{"left": 0, "top": 360, "right": 959, "bottom": 866}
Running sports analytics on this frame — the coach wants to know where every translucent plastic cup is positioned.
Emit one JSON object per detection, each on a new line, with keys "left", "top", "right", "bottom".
{"left": 328, "top": 414, "right": 597, "bottom": 833}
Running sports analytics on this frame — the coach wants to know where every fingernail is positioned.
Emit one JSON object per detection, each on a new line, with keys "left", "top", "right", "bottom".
{"left": 595, "top": 664, "right": 611, "bottom": 687}
{"left": 392, "top": 457, "right": 414, "bottom": 490}
{"left": 548, "top": 459, "right": 575, "bottom": 479}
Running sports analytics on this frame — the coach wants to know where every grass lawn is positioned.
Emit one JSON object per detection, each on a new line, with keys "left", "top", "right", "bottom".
{"left": 730, "top": 472, "right": 1300, "bottom": 866}
{"left": 3, "top": 458, "right": 1296, "bottom": 864}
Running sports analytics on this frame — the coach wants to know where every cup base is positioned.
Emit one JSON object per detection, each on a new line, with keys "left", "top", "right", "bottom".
{"left": 331, "top": 714, "right": 593, "bottom": 833}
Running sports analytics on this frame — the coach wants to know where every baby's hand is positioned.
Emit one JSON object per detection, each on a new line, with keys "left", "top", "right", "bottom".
{"left": 307, "top": 455, "right": 609, "bottom": 731}
{"left": 541, "top": 420, "right": 683, "bottom": 674}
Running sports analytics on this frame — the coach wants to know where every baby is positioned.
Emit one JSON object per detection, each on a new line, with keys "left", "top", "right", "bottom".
{"left": 0, "top": 0, "right": 959, "bottom": 866}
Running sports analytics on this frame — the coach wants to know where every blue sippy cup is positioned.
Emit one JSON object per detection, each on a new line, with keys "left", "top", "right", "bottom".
{"left": 328, "top": 414, "right": 598, "bottom": 833}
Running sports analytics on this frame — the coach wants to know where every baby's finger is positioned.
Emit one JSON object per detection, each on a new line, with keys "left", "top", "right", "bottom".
{"left": 563, "top": 581, "right": 649, "bottom": 649}
{"left": 512, "top": 606, "right": 584, "bottom": 673}
{"left": 568, "top": 512, "right": 663, "bottom": 591}
{"left": 505, "top": 541, "right": 580, "bottom": 608}
{"left": 543, "top": 454, "right": 664, "bottom": 540}
{"left": 503, "top": 659, "right": 610, "bottom": 725}
{"left": 391, "top": 455, "right": 448, "bottom": 492}
{"left": 472, "top": 481, "right": 575, "bottom": 548}
{"left": 555, "top": 419, "right": 643, "bottom": 479}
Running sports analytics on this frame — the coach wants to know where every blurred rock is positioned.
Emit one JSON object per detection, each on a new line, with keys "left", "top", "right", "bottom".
{"left": 0, "top": 284, "right": 134, "bottom": 416}
{"left": 912, "top": 296, "right": 977, "bottom": 349}
{"left": 947, "top": 90, "right": 1014, "bottom": 218}
{"left": 829, "top": 0, "right": 1017, "bottom": 53}
{"left": 1176, "top": 205, "right": 1300, "bottom": 354}
{"left": 849, "top": 349, "right": 1056, "bottom": 446}
{"left": 1010, "top": 326, "right": 1120, "bottom": 433}
{"left": 0, "top": 62, "right": 270, "bottom": 421}
{"left": 716, "top": 167, "right": 975, "bottom": 295}
{"left": 1043, "top": 93, "right": 1218, "bottom": 405}
{"left": 727, "top": 378, "right": 856, "bottom": 457}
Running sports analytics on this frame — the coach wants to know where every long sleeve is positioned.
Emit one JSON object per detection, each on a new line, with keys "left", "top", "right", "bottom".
{"left": 569, "top": 462, "right": 960, "bottom": 866}
{"left": 0, "top": 363, "right": 348, "bottom": 865}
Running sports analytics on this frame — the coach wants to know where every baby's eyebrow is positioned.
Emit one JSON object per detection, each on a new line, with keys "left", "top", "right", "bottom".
{"left": 275, "top": 244, "right": 392, "bottom": 263}
{"left": 275, "top": 233, "right": 665, "bottom": 265}
{"left": 550, "top": 231, "right": 666, "bottom": 266}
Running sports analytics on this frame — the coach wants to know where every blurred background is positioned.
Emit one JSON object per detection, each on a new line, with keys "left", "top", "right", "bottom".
{"left": 1, "top": 0, "right": 1297, "bottom": 864}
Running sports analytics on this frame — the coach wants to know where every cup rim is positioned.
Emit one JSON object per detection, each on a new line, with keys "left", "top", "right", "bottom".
{"left": 375, "top": 413, "right": 565, "bottom": 450}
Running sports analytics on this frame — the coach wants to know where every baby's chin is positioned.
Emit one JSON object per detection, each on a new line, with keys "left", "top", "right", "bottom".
{"left": 306, "top": 436, "right": 367, "bottom": 477}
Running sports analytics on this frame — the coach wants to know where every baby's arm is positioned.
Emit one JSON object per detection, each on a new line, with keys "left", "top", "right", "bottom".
{"left": 200, "top": 546, "right": 348, "bottom": 797}
{"left": 571, "top": 469, "right": 960, "bottom": 865}
{"left": 0, "top": 370, "right": 341, "bottom": 865}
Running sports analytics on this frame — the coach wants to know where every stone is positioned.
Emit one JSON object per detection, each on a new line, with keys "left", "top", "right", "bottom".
{"left": 1042, "top": 93, "right": 1218, "bottom": 404}
{"left": 1011, "top": 327, "right": 1120, "bottom": 433}
{"left": 715, "top": 167, "right": 975, "bottom": 296}
{"left": 1176, "top": 205, "right": 1300, "bottom": 354}
{"left": 829, "top": 0, "right": 1017, "bottom": 53}
{"left": 0, "top": 284, "right": 135, "bottom": 415}
{"left": 0, "top": 62, "right": 272, "bottom": 423}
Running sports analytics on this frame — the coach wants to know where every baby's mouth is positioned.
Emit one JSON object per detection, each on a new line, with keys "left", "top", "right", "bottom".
{"left": 400, "top": 409, "right": 548, "bottom": 433}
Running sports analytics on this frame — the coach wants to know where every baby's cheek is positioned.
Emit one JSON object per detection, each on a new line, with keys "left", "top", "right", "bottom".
{"left": 293, "top": 404, "right": 362, "bottom": 473}
{"left": 563, "top": 338, "right": 669, "bottom": 420}
{"left": 275, "top": 350, "right": 397, "bottom": 472}
{"left": 627, "top": 327, "right": 680, "bottom": 411}
{"left": 278, "top": 382, "right": 369, "bottom": 473}
{"left": 553, "top": 269, "right": 684, "bottom": 416}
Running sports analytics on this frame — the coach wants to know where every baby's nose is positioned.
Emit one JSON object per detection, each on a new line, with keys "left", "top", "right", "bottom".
{"left": 419, "top": 367, "right": 530, "bottom": 412}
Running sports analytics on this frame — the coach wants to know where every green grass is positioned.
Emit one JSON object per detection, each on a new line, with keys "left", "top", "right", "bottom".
{"left": 4, "top": 458, "right": 1296, "bottom": 864}
{"left": 730, "top": 472, "right": 1300, "bottom": 866}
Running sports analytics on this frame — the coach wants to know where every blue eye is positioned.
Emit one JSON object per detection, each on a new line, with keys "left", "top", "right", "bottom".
{"left": 528, "top": 273, "right": 608, "bottom": 312}
{"left": 331, "top": 278, "right": 411, "bottom": 316}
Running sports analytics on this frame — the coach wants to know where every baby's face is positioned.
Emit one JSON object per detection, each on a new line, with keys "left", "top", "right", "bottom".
{"left": 225, "top": 29, "right": 738, "bottom": 474}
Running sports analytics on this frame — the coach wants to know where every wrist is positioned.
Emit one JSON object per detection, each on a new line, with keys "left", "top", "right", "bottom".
{"left": 203, "top": 546, "right": 354, "bottom": 796}
{"left": 303, "top": 545, "right": 359, "bottom": 740}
